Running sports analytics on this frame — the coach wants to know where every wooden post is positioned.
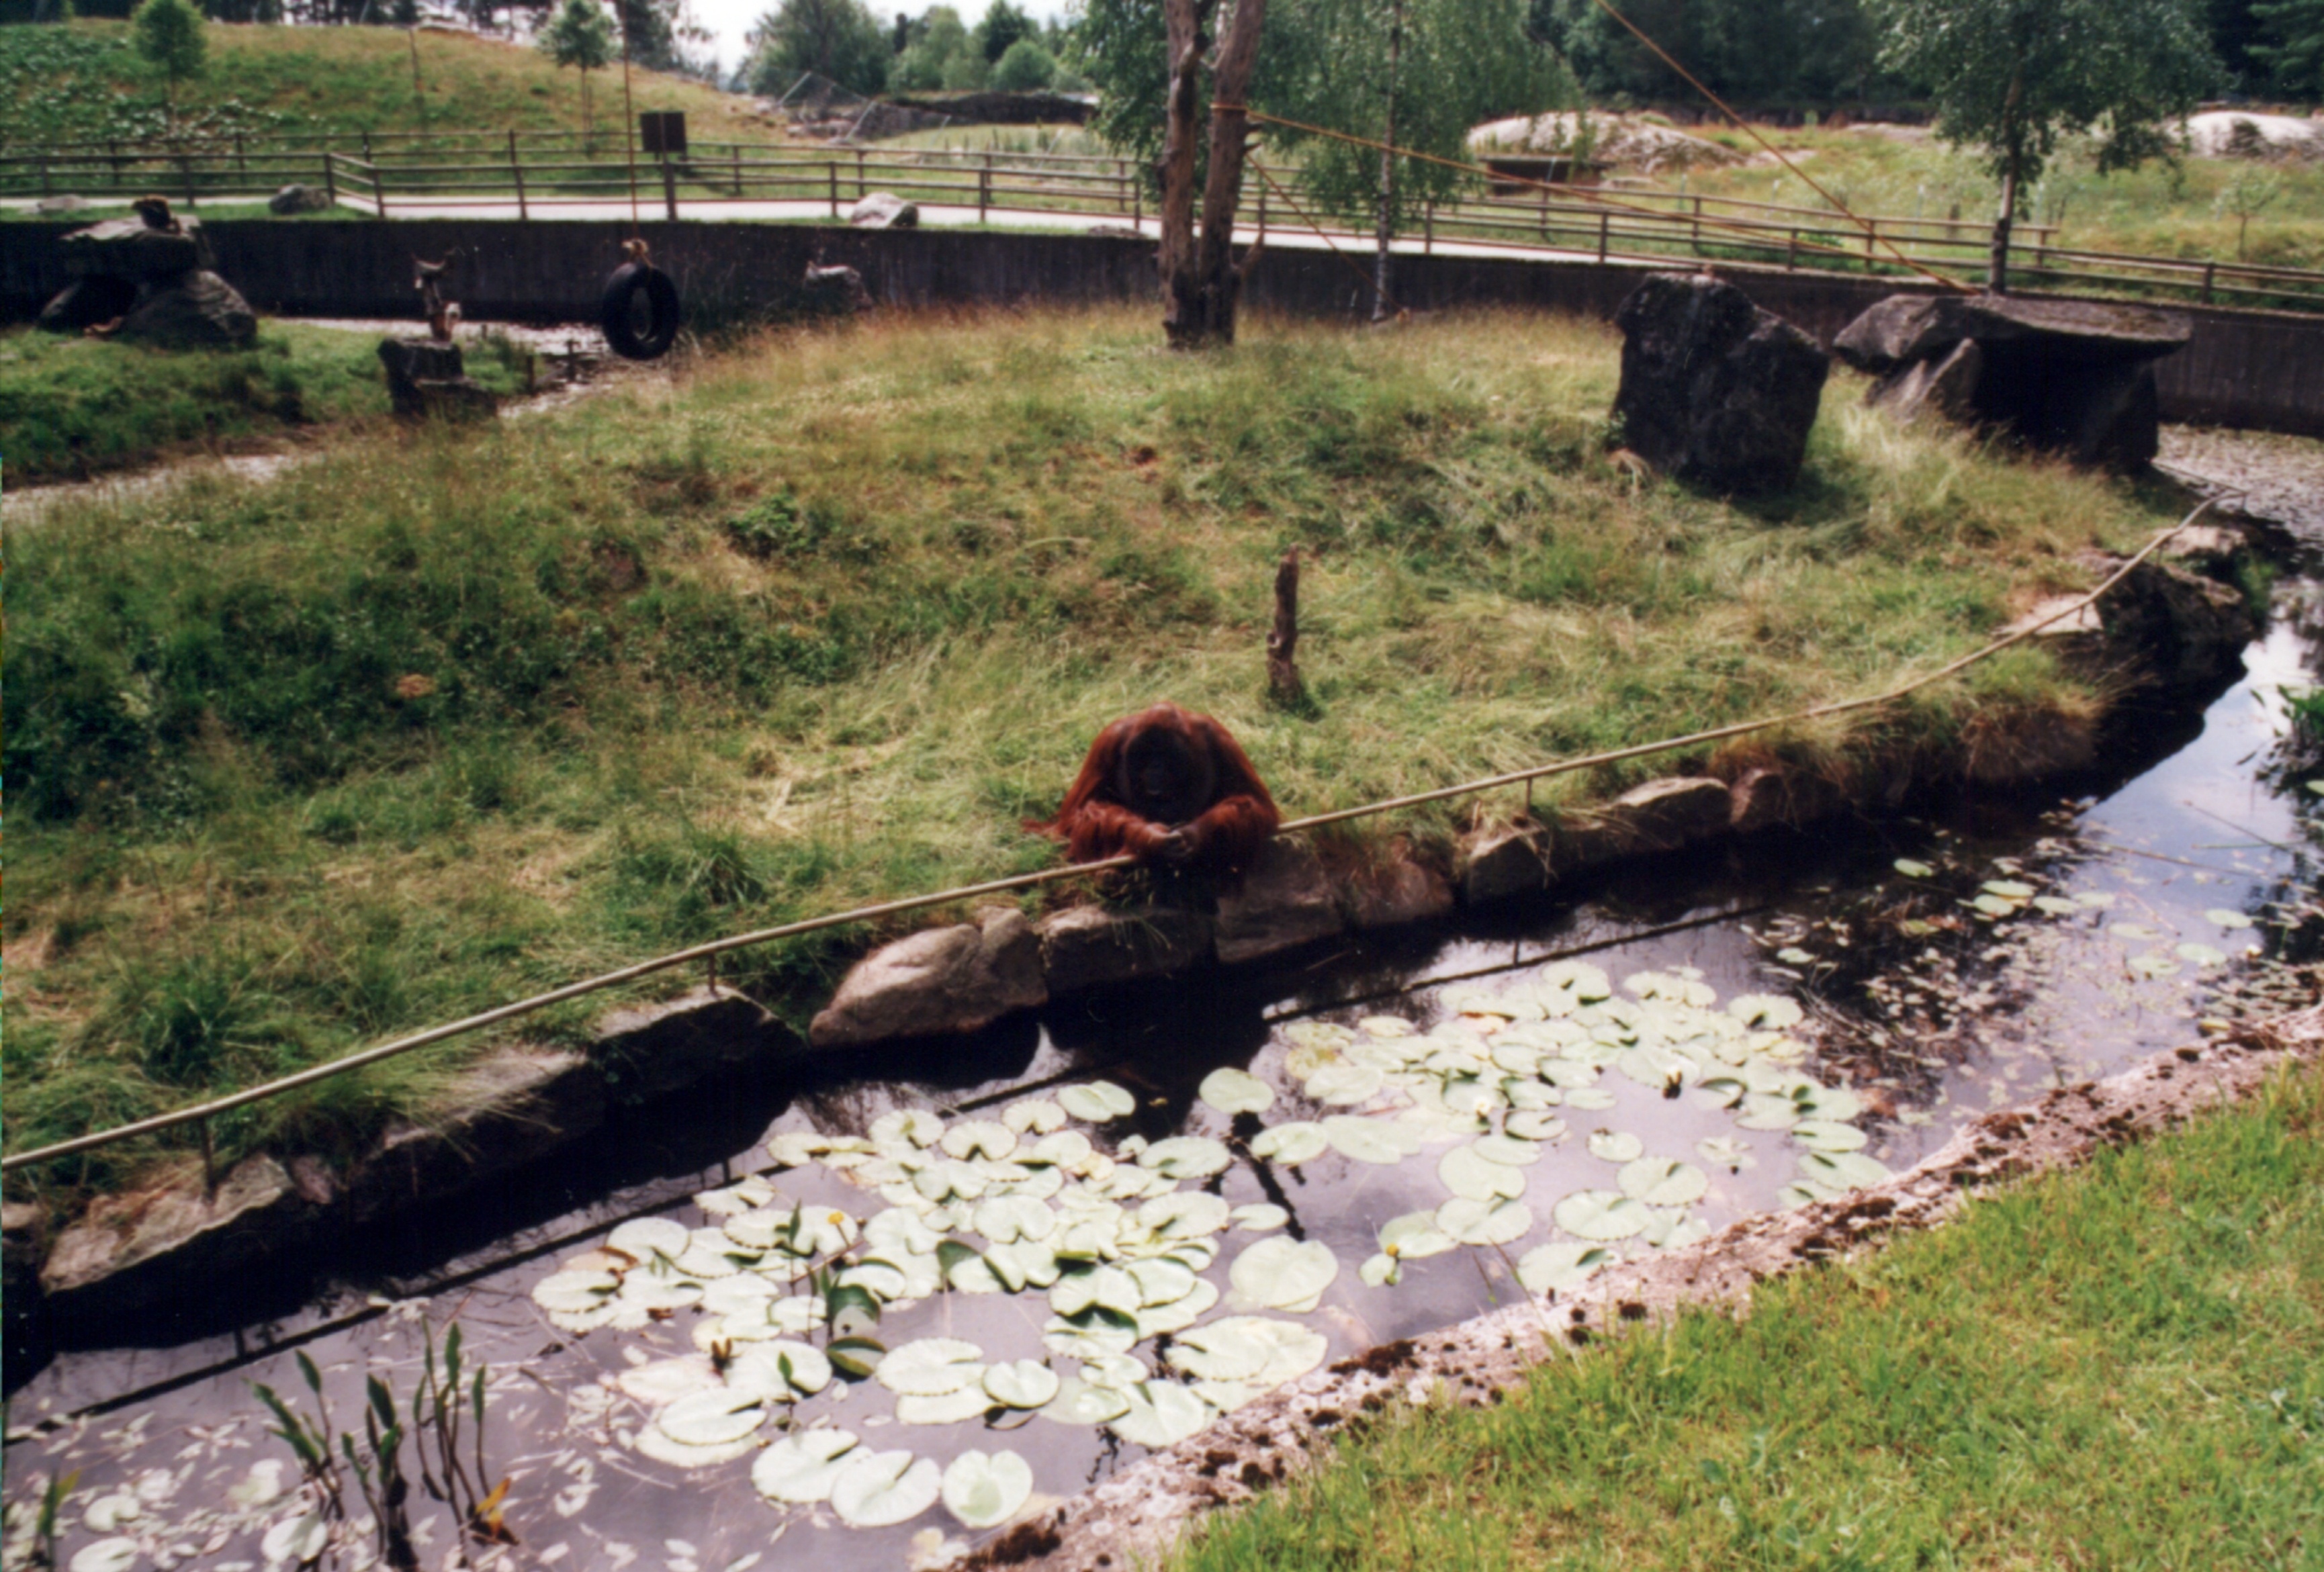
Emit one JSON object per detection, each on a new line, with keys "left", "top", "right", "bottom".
{"left": 324, "top": 149, "right": 338, "bottom": 209}
{"left": 731, "top": 143, "right": 742, "bottom": 197}
{"left": 38, "top": 157, "right": 51, "bottom": 197}
{"left": 1596, "top": 210, "right": 1609, "bottom": 263}
{"left": 199, "top": 1116, "right": 217, "bottom": 1197}
{"left": 662, "top": 153, "right": 678, "bottom": 221}
{"left": 1787, "top": 228, "right": 1797, "bottom": 270}
{"left": 181, "top": 154, "right": 197, "bottom": 210}
{"left": 1133, "top": 175, "right": 1142, "bottom": 231}
{"left": 2201, "top": 261, "right": 2216, "bottom": 304}
{"left": 373, "top": 158, "right": 388, "bottom": 219}
{"left": 828, "top": 160, "right": 838, "bottom": 218}
{"left": 508, "top": 130, "right": 527, "bottom": 219}
{"left": 856, "top": 146, "right": 865, "bottom": 199}
{"left": 235, "top": 132, "right": 246, "bottom": 177}
{"left": 1257, "top": 179, "right": 1267, "bottom": 240}
{"left": 1423, "top": 199, "right": 1433, "bottom": 255}
{"left": 979, "top": 154, "right": 991, "bottom": 224}
{"left": 1266, "top": 549, "right": 1302, "bottom": 707}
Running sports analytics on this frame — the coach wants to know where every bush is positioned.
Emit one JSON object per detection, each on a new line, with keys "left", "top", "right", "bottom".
{"left": 991, "top": 36, "right": 1054, "bottom": 90}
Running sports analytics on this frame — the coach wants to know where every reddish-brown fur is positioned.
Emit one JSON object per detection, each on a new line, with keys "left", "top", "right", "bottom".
{"left": 1031, "top": 702, "right": 1280, "bottom": 872}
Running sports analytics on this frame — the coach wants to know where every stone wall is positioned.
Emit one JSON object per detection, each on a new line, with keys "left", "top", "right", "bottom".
{"left": 5, "top": 218, "right": 2321, "bottom": 435}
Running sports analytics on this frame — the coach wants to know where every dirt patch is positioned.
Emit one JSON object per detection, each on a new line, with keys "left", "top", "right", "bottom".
{"left": 958, "top": 1001, "right": 2324, "bottom": 1572}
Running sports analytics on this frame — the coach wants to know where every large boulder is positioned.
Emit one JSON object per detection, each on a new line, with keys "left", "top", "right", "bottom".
{"left": 1611, "top": 273, "right": 1830, "bottom": 495}
{"left": 269, "top": 183, "right": 332, "bottom": 215}
{"left": 1038, "top": 904, "right": 1212, "bottom": 995}
{"left": 810, "top": 907, "right": 1047, "bottom": 1048}
{"left": 60, "top": 215, "right": 214, "bottom": 279}
{"left": 849, "top": 191, "right": 919, "bottom": 228}
{"left": 111, "top": 269, "right": 259, "bottom": 347}
{"left": 37, "top": 274, "right": 139, "bottom": 332}
{"left": 1214, "top": 838, "right": 1346, "bottom": 966}
{"left": 40, "top": 1156, "right": 316, "bottom": 1317}
{"left": 801, "top": 262, "right": 873, "bottom": 317}
{"left": 1834, "top": 293, "right": 2190, "bottom": 471}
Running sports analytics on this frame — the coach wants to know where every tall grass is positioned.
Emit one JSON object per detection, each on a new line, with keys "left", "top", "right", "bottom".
{"left": 3, "top": 304, "right": 2175, "bottom": 1200}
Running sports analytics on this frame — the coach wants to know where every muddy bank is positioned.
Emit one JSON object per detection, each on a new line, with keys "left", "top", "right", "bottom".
{"left": 3, "top": 517, "right": 2274, "bottom": 1338}
{"left": 961, "top": 1003, "right": 2324, "bottom": 1572}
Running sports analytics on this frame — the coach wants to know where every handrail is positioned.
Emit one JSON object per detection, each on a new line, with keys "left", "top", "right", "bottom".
{"left": 0, "top": 507, "right": 2215, "bottom": 1176}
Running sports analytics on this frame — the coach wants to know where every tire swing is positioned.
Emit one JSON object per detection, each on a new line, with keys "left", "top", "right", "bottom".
{"left": 600, "top": 240, "right": 682, "bottom": 361}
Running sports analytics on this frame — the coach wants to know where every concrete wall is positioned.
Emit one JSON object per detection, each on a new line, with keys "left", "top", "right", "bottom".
{"left": 8, "top": 217, "right": 2322, "bottom": 435}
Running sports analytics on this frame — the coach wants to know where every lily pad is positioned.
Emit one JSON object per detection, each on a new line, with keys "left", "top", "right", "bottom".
{"left": 895, "top": 1387, "right": 996, "bottom": 1426}
{"left": 1230, "top": 1203, "right": 1290, "bottom": 1232}
{"left": 1554, "top": 1189, "right": 1652, "bottom": 1241}
{"left": 1051, "top": 1264, "right": 1143, "bottom": 1318}
{"left": 942, "top": 1448, "right": 1034, "bottom": 1530}
{"left": 1198, "top": 1067, "right": 1276, "bottom": 1115}
{"left": 2177, "top": 942, "right": 2229, "bottom": 966}
{"left": 1505, "top": 1111, "right": 1568, "bottom": 1142}
{"left": 1140, "top": 1136, "right": 1234, "bottom": 1181}
{"left": 654, "top": 1389, "right": 766, "bottom": 1447}
{"left": 1379, "top": 1210, "right": 1459, "bottom": 1260}
{"left": 69, "top": 1542, "right": 143, "bottom": 1572}
{"left": 1435, "top": 1197, "right": 1533, "bottom": 1246}
{"left": 1126, "top": 1256, "right": 1200, "bottom": 1307}
{"left": 1440, "top": 1145, "right": 1528, "bottom": 1201}
{"left": 1304, "top": 1063, "right": 1386, "bottom": 1105}
{"left": 1586, "top": 1129, "right": 1644, "bottom": 1163}
{"left": 752, "top": 1429, "right": 860, "bottom": 1504}
{"left": 1790, "top": 1119, "right": 1867, "bottom": 1153}
{"left": 2205, "top": 909, "right": 2254, "bottom": 929}
{"left": 1981, "top": 880, "right": 2035, "bottom": 899}
{"left": 1795, "top": 1149, "right": 1893, "bottom": 1193}
{"left": 1617, "top": 1157, "right": 1708, "bottom": 1207}
{"left": 1697, "top": 1134, "right": 1755, "bottom": 1168}
{"left": 940, "top": 1121, "right": 1018, "bottom": 1162}
{"left": 2129, "top": 952, "right": 2182, "bottom": 979}
{"left": 2032, "top": 896, "right": 2082, "bottom": 916}
{"left": 607, "top": 1217, "right": 690, "bottom": 1262}
{"left": 1359, "top": 1252, "right": 1401, "bottom": 1287}
{"left": 1140, "top": 1190, "right": 1233, "bottom": 1240}
{"left": 1112, "top": 1382, "right": 1213, "bottom": 1449}
{"left": 1516, "top": 1241, "right": 1615, "bottom": 1294}
{"left": 1727, "top": 995, "right": 1803, "bottom": 1030}
{"left": 1041, "top": 1377, "right": 1132, "bottom": 1425}
{"left": 1321, "top": 1115, "right": 1415, "bottom": 1164}
{"left": 875, "top": 1338, "right": 987, "bottom": 1397}
{"left": 830, "top": 1450, "right": 942, "bottom": 1528}
{"left": 1059, "top": 1081, "right": 1136, "bottom": 1123}
{"left": 1248, "top": 1121, "right": 1331, "bottom": 1166}
{"left": 728, "top": 1341, "right": 832, "bottom": 1401}
{"left": 1229, "top": 1236, "right": 1340, "bottom": 1313}
{"left": 1563, "top": 1087, "right": 1618, "bottom": 1111}
{"left": 1736, "top": 1093, "right": 1802, "bottom": 1131}
{"left": 1891, "top": 859, "right": 1934, "bottom": 879}
{"left": 983, "top": 1360, "right": 1061, "bottom": 1410}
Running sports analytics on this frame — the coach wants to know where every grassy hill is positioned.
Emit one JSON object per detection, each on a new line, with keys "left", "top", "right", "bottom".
{"left": 0, "top": 20, "right": 774, "bottom": 149}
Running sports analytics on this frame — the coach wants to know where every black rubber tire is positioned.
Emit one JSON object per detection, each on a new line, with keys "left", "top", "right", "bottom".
{"left": 600, "top": 261, "right": 682, "bottom": 361}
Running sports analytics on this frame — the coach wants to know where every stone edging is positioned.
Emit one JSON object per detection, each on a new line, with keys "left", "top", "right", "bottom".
{"left": 955, "top": 1004, "right": 2324, "bottom": 1572}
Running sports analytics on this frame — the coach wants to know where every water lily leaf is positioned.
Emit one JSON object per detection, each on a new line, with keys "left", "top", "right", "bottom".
{"left": 1304, "top": 1063, "right": 1385, "bottom": 1105}
{"left": 1048, "top": 1264, "right": 1139, "bottom": 1318}
{"left": 1127, "top": 1256, "right": 1199, "bottom": 1307}
{"left": 607, "top": 1217, "right": 690, "bottom": 1262}
{"left": 1001, "top": 1099, "right": 1068, "bottom": 1136}
{"left": 1790, "top": 1119, "right": 1867, "bottom": 1153}
{"left": 1795, "top": 1149, "right": 1893, "bottom": 1193}
{"left": 1586, "top": 1129, "right": 1644, "bottom": 1163}
{"left": 830, "top": 1450, "right": 942, "bottom": 1528}
{"left": 1617, "top": 1157, "right": 1708, "bottom": 1206}
{"left": 1776, "top": 946, "right": 1817, "bottom": 964}
{"left": 1112, "top": 1383, "right": 1213, "bottom": 1449}
{"left": 1140, "top": 1136, "right": 1233, "bottom": 1181}
{"left": 70, "top": 1541, "right": 142, "bottom": 1572}
{"left": 1236, "top": 1317, "right": 1329, "bottom": 1384}
{"left": 2177, "top": 942, "right": 2229, "bottom": 966}
{"left": 1970, "top": 893, "right": 2020, "bottom": 917}
{"left": 983, "top": 1360, "right": 1061, "bottom": 1409}
{"left": 1437, "top": 1145, "right": 1526, "bottom": 1201}
{"left": 1891, "top": 859, "right": 1934, "bottom": 879}
{"left": 1469, "top": 1133, "right": 1544, "bottom": 1167}
{"left": 895, "top": 1387, "right": 996, "bottom": 1425}
{"left": 1229, "top": 1236, "right": 1339, "bottom": 1313}
{"left": 1321, "top": 1115, "right": 1411, "bottom": 1164}
{"left": 1379, "top": 1211, "right": 1458, "bottom": 1260}
{"left": 2077, "top": 891, "right": 2116, "bottom": 909}
{"left": 2032, "top": 896, "right": 2082, "bottom": 916}
{"left": 1230, "top": 1203, "right": 1290, "bottom": 1232}
{"left": 1505, "top": 1111, "right": 1568, "bottom": 1142}
{"left": 1435, "top": 1197, "right": 1533, "bottom": 1246}
{"left": 1198, "top": 1067, "right": 1276, "bottom": 1116}
{"left": 1360, "top": 1015, "right": 1418, "bottom": 1037}
{"left": 1359, "top": 1252, "right": 1402, "bottom": 1287}
{"left": 740, "top": 1340, "right": 833, "bottom": 1401}
{"left": 1563, "top": 1087, "right": 1618, "bottom": 1111}
{"left": 1138, "top": 1190, "right": 1233, "bottom": 1241}
{"left": 971, "top": 1195, "right": 1056, "bottom": 1246}
{"left": 940, "top": 1120, "right": 1018, "bottom": 1162}
{"left": 942, "top": 1448, "right": 1034, "bottom": 1530}
{"left": 1736, "top": 1093, "right": 1803, "bottom": 1131}
{"left": 654, "top": 1387, "right": 767, "bottom": 1447}
{"left": 2206, "top": 909, "right": 2254, "bottom": 929}
{"left": 827, "top": 1336, "right": 887, "bottom": 1380}
{"left": 1042, "top": 1310, "right": 1140, "bottom": 1360}
{"left": 1059, "top": 1081, "right": 1136, "bottom": 1123}
{"left": 1791, "top": 1082, "right": 1862, "bottom": 1122}
{"left": 1517, "top": 1241, "right": 1615, "bottom": 1294}
{"left": 1982, "top": 880, "right": 2035, "bottom": 899}
{"left": 1642, "top": 1212, "right": 1713, "bottom": 1250}
{"left": 2129, "top": 952, "right": 2182, "bottom": 979}
{"left": 876, "top": 1338, "right": 987, "bottom": 1397}
{"left": 2111, "top": 923, "right": 2163, "bottom": 942}
{"left": 1166, "top": 1320, "right": 1271, "bottom": 1381}
{"left": 869, "top": 1111, "right": 945, "bottom": 1148}
{"left": 1554, "top": 1189, "right": 1652, "bottom": 1240}
{"left": 260, "top": 1516, "right": 330, "bottom": 1567}
{"left": 1728, "top": 995, "right": 1803, "bottom": 1030}
{"left": 1041, "top": 1377, "right": 1132, "bottom": 1424}
{"left": 1697, "top": 1134, "right": 1755, "bottom": 1168}
{"left": 533, "top": 1269, "right": 619, "bottom": 1316}
{"left": 751, "top": 1428, "right": 859, "bottom": 1504}
{"left": 1248, "top": 1121, "right": 1330, "bottom": 1166}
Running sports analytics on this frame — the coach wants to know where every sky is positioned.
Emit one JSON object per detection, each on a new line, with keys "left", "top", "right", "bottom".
{"left": 685, "top": 0, "right": 1074, "bottom": 83}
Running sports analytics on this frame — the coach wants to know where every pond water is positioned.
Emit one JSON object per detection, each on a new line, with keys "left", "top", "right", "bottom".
{"left": 9, "top": 586, "right": 2323, "bottom": 1572}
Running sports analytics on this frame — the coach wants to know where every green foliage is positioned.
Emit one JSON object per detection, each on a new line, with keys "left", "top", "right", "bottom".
{"left": 990, "top": 34, "right": 1055, "bottom": 89}
{"left": 748, "top": 0, "right": 891, "bottom": 95}
{"left": 1871, "top": 0, "right": 2223, "bottom": 194}
{"left": 2251, "top": 0, "right": 2324, "bottom": 95}
{"left": 1530, "top": 0, "right": 1890, "bottom": 107}
{"left": 131, "top": 0, "right": 205, "bottom": 117}
{"left": 973, "top": 0, "right": 1033, "bottom": 60}
{"left": 540, "top": 0, "right": 616, "bottom": 76}
{"left": 891, "top": 4, "right": 969, "bottom": 90}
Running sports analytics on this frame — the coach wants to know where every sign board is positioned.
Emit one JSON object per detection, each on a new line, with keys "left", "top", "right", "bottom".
{"left": 639, "top": 111, "right": 688, "bottom": 156}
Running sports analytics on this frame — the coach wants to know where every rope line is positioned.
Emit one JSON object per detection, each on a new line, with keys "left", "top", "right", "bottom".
{"left": 0, "top": 505, "right": 2210, "bottom": 1175}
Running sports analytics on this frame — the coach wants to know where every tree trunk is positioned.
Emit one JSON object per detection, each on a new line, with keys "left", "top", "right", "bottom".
{"left": 1372, "top": 0, "right": 1402, "bottom": 323}
{"left": 1988, "top": 71, "right": 2022, "bottom": 295}
{"left": 1266, "top": 547, "right": 1302, "bottom": 705}
{"left": 1161, "top": 0, "right": 1269, "bottom": 347}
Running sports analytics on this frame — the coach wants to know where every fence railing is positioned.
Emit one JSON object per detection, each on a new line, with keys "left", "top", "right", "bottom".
{"left": 9, "top": 136, "right": 2322, "bottom": 312}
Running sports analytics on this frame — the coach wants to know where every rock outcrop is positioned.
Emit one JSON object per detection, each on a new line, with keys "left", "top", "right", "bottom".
{"left": 269, "top": 183, "right": 332, "bottom": 215}
{"left": 42, "top": 214, "right": 258, "bottom": 347}
{"left": 594, "top": 984, "right": 793, "bottom": 1098}
{"left": 1611, "top": 272, "right": 1830, "bottom": 494}
{"left": 849, "top": 191, "right": 920, "bottom": 228}
{"left": 810, "top": 907, "right": 1047, "bottom": 1048}
{"left": 1213, "top": 838, "right": 1347, "bottom": 966}
{"left": 1834, "top": 293, "right": 2191, "bottom": 472}
{"left": 1038, "top": 905, "right": 1213, "bottom": 995}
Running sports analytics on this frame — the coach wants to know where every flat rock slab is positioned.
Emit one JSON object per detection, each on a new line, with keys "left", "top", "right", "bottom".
{"left": 61, "top": 216, "right": 213, "bottom": 279}
{"left": 40, "top": 1156, "right": 314, "bottom": 1317}
{"left": 1835, "top": 293, "right": 2191, "bottom": 373}
{"left": 1214, "top": 838, "right": 1347, "bottom": 966}
{"left": 1459, "top": 821, "right": 1552, "bottom": 905}
{"left": 1347, "top": 849, "right": 1456, "bottom": 930}
{"left": 1612, "top": 272, "right": 1829, "bottom": 495}
{"left": 1727, "top": 766, "right": 1844, "bottom": 835}
{"left": 1038, "top": 904, "right": 1213, "bottom": 995}
{"left": 596, "top": 984, "right": 795, "bottom": 1098}
{"left": 345, "top": 1047, "right": 606, "bottom": 1223}
{"left": 811, "top": 907, "right": 1046, "bottom": 1048}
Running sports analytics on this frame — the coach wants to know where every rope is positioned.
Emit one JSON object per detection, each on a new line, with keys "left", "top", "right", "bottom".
{"left": 1576, "top": 0, "right": 1969, "bottom": 291}
{"left": 0, "top": 504, "right": 2211, "bottom": 1175}
{"left": 1243, "top": 106, "right": 1961, "bottom": 290}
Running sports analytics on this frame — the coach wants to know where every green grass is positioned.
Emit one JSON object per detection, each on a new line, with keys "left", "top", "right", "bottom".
{"left": 1173, "top": 1056, "right": 2324, "bottom": 1571}
{"left": 0, "top": 322, "right": 531, "bottom": 483}
{"left": 0, "top": 20, "right": 773, "bottom": 150}
{"left": 3, "top": 304, "right": 2179, "bottom": 1202}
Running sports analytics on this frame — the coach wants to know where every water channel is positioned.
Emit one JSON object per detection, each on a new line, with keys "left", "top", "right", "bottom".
{"left": 8, "top": 530, "right": 2322, "bottom": 1572}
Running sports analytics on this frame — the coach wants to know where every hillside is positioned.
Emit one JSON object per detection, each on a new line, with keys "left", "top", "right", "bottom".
{"left": 0, "top": 20, "right": 775, "bottom": 149}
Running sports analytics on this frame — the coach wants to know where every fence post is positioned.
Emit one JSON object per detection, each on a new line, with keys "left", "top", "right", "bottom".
{"left": 509, "top": 129, "right": 527, "bottom": 220}
{"left": 235, "top": 132, "right": 246, "bottom": 178}
{"left": 181, "top": 154, "right": 197, "bottom": 210}
{"left": 1596, "top": 211, "right": 1608, "bottom": 263}
{"left": 1787, "top": 229, "right": 1797, "bottom": 270}
{"left": 662, "top": 153, "right": 678, "bottom": 222}
{"left": 38, "top": 156, "right": 51, "bottom": 198}
{"left": 980, "top": 153, "right": 991, "bottom": 224}
{"left": 2201, "top": 261, "right": 2215, "bottom": 304}
{"left": 1424, "top": 200, "right": 1433, "bottom": 255}
{"left": 1257, "top": 180, "right": 1267, "bottom": 240}
{"left": 324, "top": 149, "right": 338, "bottom": 209}
{"left": 373, "top": 158, "right": 388, "bottom": 220}
{"left": 828, "top": 160, "right": 839, "bottom": 218}
{"left": 856, "top": 146, "right": 865, "bottom": 199}
{"left": 732, "top": 143, "right": 742, "bottom": 198}
{"left": 363, "top": 129, "right": 373, "bottom": 165}
{"left": 1539, "top": 179, "right": 1550, "bottom": 241}
{"left": 1133, "top": 175, "right": 1142, "bottom": 231}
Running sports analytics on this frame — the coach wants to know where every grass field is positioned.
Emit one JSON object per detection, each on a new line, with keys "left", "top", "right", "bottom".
{"left": 0, "top": 322, "right": 532, "bottom": 483}
{"left": 1173, "top": 1054, "right": 2324, "bottom": 1570}
{"left": 0, "top": 20, "right": 772, "bottom": 150}
{"left": 3, "top": 304, "right": 2188, "bottom": 1202}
